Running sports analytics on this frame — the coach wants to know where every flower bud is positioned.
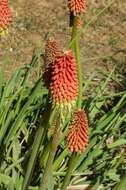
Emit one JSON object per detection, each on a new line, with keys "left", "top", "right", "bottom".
{"left": 43, "top": 39, "right": 63, "bottom": 88}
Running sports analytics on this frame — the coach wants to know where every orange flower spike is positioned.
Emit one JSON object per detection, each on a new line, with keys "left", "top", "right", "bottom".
{"left": 0, "top": 0, "right": 12, "bottom": 34}
{"left": 68, "top": 0, "right": 87, "bottom": 16}
{"left": 50, "top": 50, "right": 78, "bottom": 109}
{"left": 67, "top": 110, "right": 89, "bottom": 153}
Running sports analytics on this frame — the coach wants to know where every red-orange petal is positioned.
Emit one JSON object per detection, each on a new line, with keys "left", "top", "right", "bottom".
{"left": 67, "top": 110, "right": 89, "bottom": 153}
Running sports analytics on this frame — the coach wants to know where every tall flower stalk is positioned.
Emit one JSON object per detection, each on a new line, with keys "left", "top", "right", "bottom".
{"left": 39, "top": 40, "right": 79, "bottom": 190}
{"left": 39, "top": 117, "right": 61, "bottom": 190}
{"left": 61, "top": 1, "right": 87, "bottom": 189}
{"left": 71, "top": 16, "right": 82, "bottom": 108}
{"left": 39, "top": 0, "right": 87, "bottom": 190}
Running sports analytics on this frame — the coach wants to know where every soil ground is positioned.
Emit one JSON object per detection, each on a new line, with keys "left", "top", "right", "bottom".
{"left": 0, "top": 0, "right": 126, "bottom": 80}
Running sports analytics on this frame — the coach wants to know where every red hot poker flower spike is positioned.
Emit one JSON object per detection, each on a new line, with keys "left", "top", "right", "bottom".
{"left": 68, "top": 0, "right": 86, "bottom": 16}
{"left": 67, "top": 110, "right": 89, "bottom": 153}
{"left": 50, "top": 50, "right": 78, "bottom": 111}
{"left": 43, "top": 39, "right": 63, "bottom": 88}
{"left": 0, "top": 0, "right": 12, "bottom": 34}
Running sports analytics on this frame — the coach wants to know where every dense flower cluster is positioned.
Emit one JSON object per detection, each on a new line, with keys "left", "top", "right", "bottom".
{"left": 49, "top": 50, "right": 78, "bottom": 110}
{"left": 43, "top": 40, "right": 78, "bottom": 112}
{"left": 68, "top": 0, "right": 86, "bottom": 16}
{"left": 67, "top": 110, "right": 88, "bottom": 153}
{"left": 0, "top": 0, "right": 12, "bottom": 35}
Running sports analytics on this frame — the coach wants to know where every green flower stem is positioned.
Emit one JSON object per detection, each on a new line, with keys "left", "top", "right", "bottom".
{"left": 60, "top": 153, "right": 77, "bottom": 190}
{"left": 39, "top": 118, "right": 61, "bottom": 190}
{"left": 71, "top": 16, "right": 82, "bottom": 109}
{"left": 39, "top": 140, "right": 51, "bottom": 168}
{"left": 71, "top": 17, "right": 77, "bottom": 49}
{"left": 69, "top": 0, "right": 116, "bottom": 108}
{"left": 61, "top": 16, "right": 82, "bottom": 190}
{"left": 39, "top": 107, "right": 60, "bottom": 169}
{"left": 61, "top": 1, "right": 116, "bottom": 189}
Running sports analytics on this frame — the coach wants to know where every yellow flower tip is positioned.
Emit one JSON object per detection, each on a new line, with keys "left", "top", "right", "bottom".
{"left": 0, "top": 27, "right": 8, "bottom": 37}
